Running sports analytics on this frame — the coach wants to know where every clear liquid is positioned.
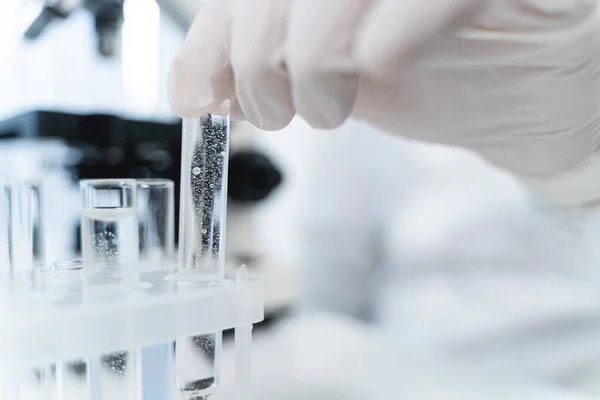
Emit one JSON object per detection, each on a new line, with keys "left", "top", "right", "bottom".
{"left": 80, "top": 207, "right": 141, "bottom": 400}
{"left": 176, "top": 332, "right": 221, "bottom": 399}
{"left": 80, "top": 207, "right": 138, "bottom": 288}
{"left": 88, "top": 351, "right": 142, "bottom": 400}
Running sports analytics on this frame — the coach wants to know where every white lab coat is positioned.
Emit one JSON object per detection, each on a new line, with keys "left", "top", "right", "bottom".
{"left": 212, "top": 312, "right": 600, "bottom": 400}
{"left": 228, "top": 118, "right": 600, "bottom": 398}
{"left": 292, "top": 118, "right": 540, "bottom": 319}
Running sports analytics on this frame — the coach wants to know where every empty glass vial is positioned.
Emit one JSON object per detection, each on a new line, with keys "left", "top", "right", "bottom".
{"left": 11, "top": 180, "right": 43, "bottom": 272}
{"left": 137, "top": 179, "right": 176, "bottom": 400}
{"left": 137, "top": 179, "right": 175, "bottom": 271}
{"left": 52, "top": 258, "right": 89, "bottom": 400}
{"left": 0, "top": 179, "right": 10, "bottom": 277}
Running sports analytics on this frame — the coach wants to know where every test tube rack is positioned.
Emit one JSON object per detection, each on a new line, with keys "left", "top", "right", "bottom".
{"left": 0, "top": 267, "right": 264, "bottom": 399}
{"left": 0, "top": 112, "right": 251, "bottom": 399}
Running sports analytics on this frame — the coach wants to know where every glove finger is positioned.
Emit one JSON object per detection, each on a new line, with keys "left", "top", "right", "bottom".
{"left": 168, "top": 0, "right": 234, "bottom": 118}
{"left": 286, "top": 0, "right": 372, "bottom": 129}
{"left": 231, "top": 0, "right": 295, "bottom": 131}
{"left": 355, "top": 0, "right": 481, "bottom": 81}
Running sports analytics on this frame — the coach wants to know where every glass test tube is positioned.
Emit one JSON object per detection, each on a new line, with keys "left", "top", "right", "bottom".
{"left": 80, "top": 179, "right": 139, "bottom": 288}
{"left": 80, "top": 179, "right": 142, "bottom": 400}
{"left": 11, "top": 180, "right": 43, "bottom": 272}
{"left": 10, "top": 181, "right": 51, "bottom": 399}
{"left": 0, "top": 179, "right": 19, "bottom": 400}
{"left": 176, "top": 114, "right": 230, "bottom": 399}
{"left": 0, "top": 179, "right": 10, "bottom": 277}
{"left": 138, "top": 179, "right": 175, "bottom": 270}
{"left": 178, "top": 115, "right": 230, "bottom": 279}
{"left": 137, "top": 179, "right": 176, "bottom": 400}
{"left": 53, "top": 258, "right": 89, "bottom": 400}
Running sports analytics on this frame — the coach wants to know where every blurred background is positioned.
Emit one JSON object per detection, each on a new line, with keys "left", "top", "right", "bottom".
{"left": 4, "top": 1, "right": 600, "bottom": 399}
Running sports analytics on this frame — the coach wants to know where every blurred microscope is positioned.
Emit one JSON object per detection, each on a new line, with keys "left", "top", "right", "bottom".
{"left": 2, "top": 0, "right": 294, "bottom": 318}
{"left": 22, "top": 0, "right": 202, "bottom": 57}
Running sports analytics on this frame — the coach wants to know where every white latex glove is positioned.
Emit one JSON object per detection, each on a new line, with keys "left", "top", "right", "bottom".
{"left": 169, "top": 0, "right": 600, "bottom": 206}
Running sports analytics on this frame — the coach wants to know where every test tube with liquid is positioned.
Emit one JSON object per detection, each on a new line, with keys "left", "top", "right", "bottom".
{"left": 176, "top": 114, "right": 230, "bottom": 399}
{"left": 137, "top": 179, "right": 176, "bottom": 400}
{"left": 80, "top": 179, "right": 142, "bottom": 400}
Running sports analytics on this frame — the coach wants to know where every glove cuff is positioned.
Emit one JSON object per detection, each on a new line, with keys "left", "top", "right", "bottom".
{"left": 519, "top": 149, "right": 600, "bottom": 208}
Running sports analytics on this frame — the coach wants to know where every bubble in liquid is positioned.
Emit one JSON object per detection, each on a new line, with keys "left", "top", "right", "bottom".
{"left": 201, "top": 228, "right": 207, "bottom": 234}
{"left": 192, "top": 167, "right": 201, "bottom": 176}
{"left": 101, "top": 352, "right": 128, "bottom": 376}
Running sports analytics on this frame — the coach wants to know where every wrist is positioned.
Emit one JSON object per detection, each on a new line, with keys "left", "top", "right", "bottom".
{"left": 519, "top": 149, "right": 600, "bottom": 208}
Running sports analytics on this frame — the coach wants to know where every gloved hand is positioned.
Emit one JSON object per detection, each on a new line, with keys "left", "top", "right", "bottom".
{"left": 169, "top": 0, "right": 600, "bottom": 206}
